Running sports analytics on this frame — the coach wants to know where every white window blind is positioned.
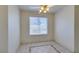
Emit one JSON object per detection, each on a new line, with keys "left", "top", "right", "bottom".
{"left": 29, "top": 17, "right": 48, "bottom": 35}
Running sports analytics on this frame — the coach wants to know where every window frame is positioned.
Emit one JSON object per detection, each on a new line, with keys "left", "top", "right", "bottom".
{"left": 29, "top": 16, "right": 48, "bottom": 35}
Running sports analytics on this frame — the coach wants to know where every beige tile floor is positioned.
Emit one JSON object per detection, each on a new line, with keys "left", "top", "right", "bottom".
{"left": 17, "top": 41, "right": 71, "bottom": 53}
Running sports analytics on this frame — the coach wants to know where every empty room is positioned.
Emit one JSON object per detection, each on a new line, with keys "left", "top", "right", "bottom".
{"left": 0, "top": 5, "right": 79, "bottom": 53}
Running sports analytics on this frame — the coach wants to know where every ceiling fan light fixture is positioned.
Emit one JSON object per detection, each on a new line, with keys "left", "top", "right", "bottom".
{"left": 39, "top": 9, "right": 42, "bottom": 13}
{"left": 43, "top": 10, "right": 47, "bottom": 13}
{"left": 40, "top": 6, "right": 44, "bottom": 10}
{"left": 46, "top": 8, "right": 49, "bottom": 11}
{"left": 39, "top": 5, "right": 49, "bottom": 14}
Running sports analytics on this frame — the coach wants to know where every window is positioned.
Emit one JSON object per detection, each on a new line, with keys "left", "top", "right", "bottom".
{"left": 29, "top": 17, "right": 48, "bottom": 35}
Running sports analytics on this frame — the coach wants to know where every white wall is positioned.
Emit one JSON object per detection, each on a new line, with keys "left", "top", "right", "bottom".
{"left": 8, "top": 6, "right": 20, "bottom": 52}
{"left": 0, "top": 6, "right": 8, "bottom": 52}
{"left": 55, "top": 6, "right": 74, "bottom": 52}
{"left": 20, "top": 11, "right": 54, "bottom": 44}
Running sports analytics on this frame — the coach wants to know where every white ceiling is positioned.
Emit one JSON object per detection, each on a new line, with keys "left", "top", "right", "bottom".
{"left": 19, "top": 5, "right": 66, "bottom": 13}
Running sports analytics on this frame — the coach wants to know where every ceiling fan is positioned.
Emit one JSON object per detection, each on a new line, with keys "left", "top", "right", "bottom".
{"left": 39, "top": 5, "right": 53, "bottom": 13}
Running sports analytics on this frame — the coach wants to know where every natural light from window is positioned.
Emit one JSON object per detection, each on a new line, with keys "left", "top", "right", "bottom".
{"left": 29, "top": 17, "right": 48, "bottom": 35}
